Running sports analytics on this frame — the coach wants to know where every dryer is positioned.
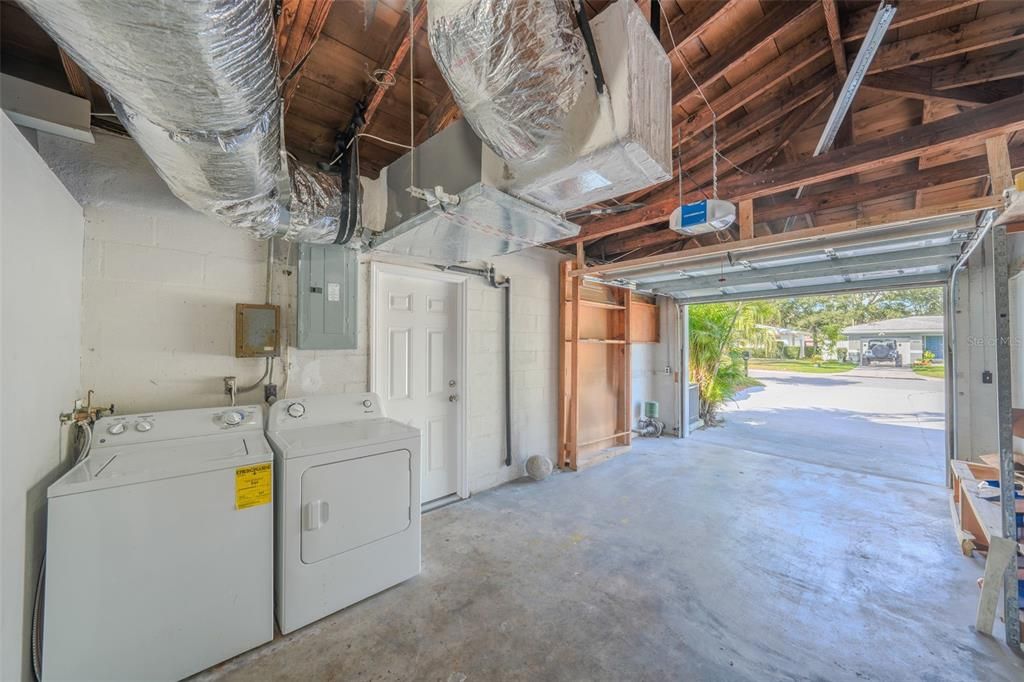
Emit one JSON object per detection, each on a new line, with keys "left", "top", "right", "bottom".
{"left": 42, "top": 405, "right": 273, "bottom": 681}
{"left": 266, "top": 392, "right": 421, "bottom": 634}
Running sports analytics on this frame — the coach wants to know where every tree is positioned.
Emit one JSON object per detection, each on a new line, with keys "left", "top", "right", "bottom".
{"left": 689, "top": 302, "right": 772, "bottom": 426}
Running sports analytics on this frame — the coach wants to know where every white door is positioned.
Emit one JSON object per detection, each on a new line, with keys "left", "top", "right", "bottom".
{"left": 374, "top": 270, "right": 461, "bottom": 503}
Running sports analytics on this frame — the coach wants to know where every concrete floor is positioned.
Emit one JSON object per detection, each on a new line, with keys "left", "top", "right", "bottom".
{"left": 199, "top": 371, "right": 1023, "bottom": 681}
{"left": 701, "top": 367, "right": 947, "bottom": 486}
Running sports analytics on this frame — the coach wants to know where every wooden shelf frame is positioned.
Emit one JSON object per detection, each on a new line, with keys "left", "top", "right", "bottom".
{"left": 559, "top": 261, "right": 638, "bottom": 470}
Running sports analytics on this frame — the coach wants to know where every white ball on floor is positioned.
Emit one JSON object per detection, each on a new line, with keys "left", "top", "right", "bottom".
{"left": 525, "top": 455, "right": 552, "bottom": 481}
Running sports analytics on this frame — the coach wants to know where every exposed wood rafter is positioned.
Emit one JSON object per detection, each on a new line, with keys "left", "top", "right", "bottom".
{"left": 716, "top": 92, "right": 1024, "bottom": 201}
{"left": 595, "top": 146, "right": 1024, "bottom": 256}
{"left": 672, "top": 1, "right": 817, "bottom": 104}
{"left": 663, "top": 0, "right": 742, "bottom": 59}
{"left": 573, "top": 197, "right": 1002, "bottom": 278}
{"left": 865, "top": 7, "right": 1024, "bottom": 75}
{"left": 276, "top": 0, "right": 333, "bottom": 113}
{"left": 675, "top": 28, "right": 832, "bottom": 144}
{"left": 576, "top": 92, "right": 1024, "bottom": 242}
{"left": 821, "top": 0, "right": 847, "bottom": 82}
{"left": 362, "top": 0, "right": 428, "bottom": 129}
{"left": 862, "top": 68, "right": 1020, "bottom": 107}
{"left": 842, "top": 0, "right": 985, "bottom": 42}
{"left": 58, "top": 48, "right": 91, "bottom": 103}
{"left": 933, "top": 49, "right": 1024, "bottom": 90}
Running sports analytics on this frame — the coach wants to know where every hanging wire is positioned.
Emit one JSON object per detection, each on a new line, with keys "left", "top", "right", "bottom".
{"left": 367, "top": 67, "right": 397, "bottom": 89}
{"left": 711, "top": 113, "right": 718, "bottom": 200}
{"left": 408, "top": 0, "right": 416, "bottom": 189}
{"left": 660, "top": 4, "right": 754, "bottom": 193}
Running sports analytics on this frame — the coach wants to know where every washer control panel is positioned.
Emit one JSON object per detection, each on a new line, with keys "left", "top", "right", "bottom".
{"left": 94, "top": 405, "right": 263, "bottom": 446}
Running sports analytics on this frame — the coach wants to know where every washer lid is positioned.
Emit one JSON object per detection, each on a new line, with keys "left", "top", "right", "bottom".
{"left": 269, "top": 418, "right": 419, "bottom": 459}
{"left": 49, "top": 433, "right": 272, "bottom": 497}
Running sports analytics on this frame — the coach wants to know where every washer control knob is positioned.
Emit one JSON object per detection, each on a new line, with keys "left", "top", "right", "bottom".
{"left": 222, "top": 410, "right": 245, "bottom": 427}
{"left": 287, "top": 403, "right": 305, "bottom": 419}
{"left": 134, "top": 421, "right": 152, "bottom": 433}
{"left": 362, "top": 399, "right": 373, "bottom": 409}
{"left": 107, "top": 422, "right": 126, "bottom": 435}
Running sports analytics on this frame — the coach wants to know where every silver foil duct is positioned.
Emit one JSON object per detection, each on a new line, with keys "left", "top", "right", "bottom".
{"left": 426, "top": 0, "right": 590, "bottom": 172}
{"left": 283, "top": 164, "right": 346, "bottom": 244}
{"left": 18, "top": 0, "right": 343, "bottom": 242}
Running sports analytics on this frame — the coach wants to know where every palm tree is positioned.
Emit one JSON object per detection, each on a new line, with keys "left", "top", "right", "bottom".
{"left": 689, "top": 301, "right": 775, "bottom": 426}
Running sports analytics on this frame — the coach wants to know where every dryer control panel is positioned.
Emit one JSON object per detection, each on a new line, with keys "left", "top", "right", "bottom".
{"left": 267, "top": 392, "right": 384, "bottom": 432}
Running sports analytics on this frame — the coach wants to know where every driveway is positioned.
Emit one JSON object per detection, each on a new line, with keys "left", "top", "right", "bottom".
{"left": 696, "top": 367, "right": 946, "bottom": 486}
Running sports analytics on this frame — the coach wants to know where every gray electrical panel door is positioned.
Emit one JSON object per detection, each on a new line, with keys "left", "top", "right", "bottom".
{"left": 297, "top": 244, "right": 358, "bottom": 350}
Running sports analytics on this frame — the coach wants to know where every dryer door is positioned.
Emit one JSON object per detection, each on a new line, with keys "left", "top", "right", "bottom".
{"left": 300, "top": 449, "right": 412, "bottom": 564}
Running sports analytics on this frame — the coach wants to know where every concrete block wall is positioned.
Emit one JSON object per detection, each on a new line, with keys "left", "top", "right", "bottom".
{"left": 466, "top": 250, "right": 561, "bottom": 491}
{"left": 36, "top": 131, "right": 562, "bottom": 495}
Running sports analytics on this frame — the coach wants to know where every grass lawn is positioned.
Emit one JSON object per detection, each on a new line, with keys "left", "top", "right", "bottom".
{"left": 748, "top": 358, "right": 857, "bottom": 374}
{"left": 913, "top": 364, "right": 945, "bottom": 379}
{"left": 734, "top": 376, "right": 764, "bottom": 391}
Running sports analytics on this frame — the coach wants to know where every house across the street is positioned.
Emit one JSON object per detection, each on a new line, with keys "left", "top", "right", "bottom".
{"left": 840, "top": 315, "right": 945, "bottom": 366}
{"left": 755, "top": 324, "right": 812, "bottom": 357}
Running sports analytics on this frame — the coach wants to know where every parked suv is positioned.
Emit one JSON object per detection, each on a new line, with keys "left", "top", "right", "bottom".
{"left": 862, "top": 338, "right": 902, "bottom": 367}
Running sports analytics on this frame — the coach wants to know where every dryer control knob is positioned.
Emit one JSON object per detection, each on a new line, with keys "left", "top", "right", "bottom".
{"left": 107, "top": 422, "right": 126, "bottom": 435}
{"left": 362, "top": 399, "right": 373, "bottom": 409}
{"left": 287, "top": 403, "right": 306, "bottom": 418}
{"left": 222, "top": 410, "right": 245, "bottom": 427}
{"left": 134, "top": 421, "right": 152, "bottom": 432}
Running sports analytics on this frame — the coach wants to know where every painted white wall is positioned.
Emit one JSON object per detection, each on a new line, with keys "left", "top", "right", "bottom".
{"left": 630, "top": 297, "right": 676, "bottom": 433}
{"left": 952, "top": 232, "right": 999, "bottom": 460}
{"left": 1, "top": 114, "right": 84, "bottom": 681}
{"left": 35, "top": 131, "right": 562, "bottom": 494}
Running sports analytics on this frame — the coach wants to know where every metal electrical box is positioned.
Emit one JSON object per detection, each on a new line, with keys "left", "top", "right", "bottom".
{"left": 297, "top": 244, "right": 358, "bottom": 350}
{"left": 235, "top": 304, "right": 280, "bottom": 357}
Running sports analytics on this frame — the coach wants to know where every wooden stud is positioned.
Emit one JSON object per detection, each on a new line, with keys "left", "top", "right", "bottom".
{"left": 622, "top": 287, "right": 632, "bottom": 448}
{"left": 738, "top": 199, "right": 753, "bottom": 241}
{"left": 568, "top": 265, "right": 581, "bottom": 470}
{"left": 985, "top": 134, "right": 1014, "bottom": 197}
{"left": 58, "top": 48, "right": 92, "bottom": 103}
{"left": 821, "top": 0, "right": 847, "bottom": 82}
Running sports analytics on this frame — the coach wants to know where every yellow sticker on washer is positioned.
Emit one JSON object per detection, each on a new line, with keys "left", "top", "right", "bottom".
{"left": 235, "top": 463, "right": 272, "bottom": 510}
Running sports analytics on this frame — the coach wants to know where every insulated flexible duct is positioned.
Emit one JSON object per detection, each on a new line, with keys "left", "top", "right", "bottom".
{"left": 426, "top": 0, "right": 590, "bottom": 171}
{"left": 18, "top": 0, "right": 344, "bottom": 243}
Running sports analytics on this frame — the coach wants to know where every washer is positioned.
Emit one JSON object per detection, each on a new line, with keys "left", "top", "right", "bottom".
{"left": 42, "top": 406, "right": 273, "bottom": 681}
{"left": 266, "top": 392, "right": 421, "bottom": 634}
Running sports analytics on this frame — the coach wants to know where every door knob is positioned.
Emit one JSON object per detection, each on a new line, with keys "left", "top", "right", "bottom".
{"left": 449, "top": 394, "right": 459, "bottom": 402}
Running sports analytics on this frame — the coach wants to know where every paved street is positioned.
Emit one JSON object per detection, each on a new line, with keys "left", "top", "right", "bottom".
{"left": 697, "top": 366, "right": 947, "bottom": 486}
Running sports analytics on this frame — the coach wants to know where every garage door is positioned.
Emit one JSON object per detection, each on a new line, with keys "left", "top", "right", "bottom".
{"left": 578, "top": 211, "right": 982, "bottom": 305}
